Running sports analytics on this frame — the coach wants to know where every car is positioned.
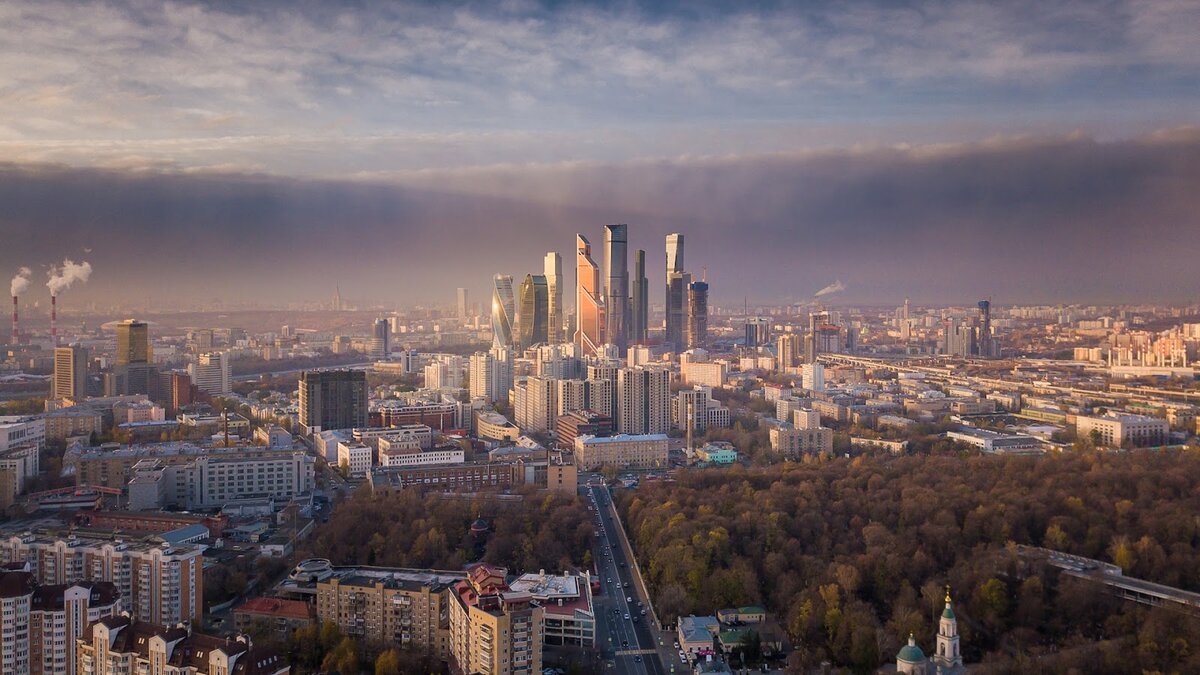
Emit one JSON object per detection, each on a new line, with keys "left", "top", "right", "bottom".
{"left": 626, "top": 596, "right": 632, "bottom": 602}
{"left": 640, "top": 608, "right": 647, "bottom": 615}
{"left": 622, "top": 640, "right": 629, "bottom": 647}
{"left": 624, "top": 613, "right": 630, "bottom": 620}
{"left": 632, "top": 616, "right": 639, "bottom": 623}
{"left": 673, "top": 641, "right": 680, "bottom": 649}
{"left": 623, "top": 582, "right": 630, "bottom": 588}
{"left": 606, "top": 577, "right": 611, "bottom": 583}
{"left": 678, "top": 650, "right": 687, "bottom": 662}
{"left": 634, "top": 656, "right": 642, "bottom": 663}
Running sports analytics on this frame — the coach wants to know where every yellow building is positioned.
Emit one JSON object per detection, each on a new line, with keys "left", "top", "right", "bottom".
{"left": 449, "top": 563, "right": 543, "bottom": 675}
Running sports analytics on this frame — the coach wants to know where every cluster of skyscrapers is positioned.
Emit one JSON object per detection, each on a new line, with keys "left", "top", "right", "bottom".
{"left": 573, "top": 226, "right": 708, "bottom": 357}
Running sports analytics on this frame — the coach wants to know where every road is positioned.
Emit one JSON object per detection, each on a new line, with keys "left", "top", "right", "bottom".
{"left": 586, "top": 480, "right": 690, "bottom": 675}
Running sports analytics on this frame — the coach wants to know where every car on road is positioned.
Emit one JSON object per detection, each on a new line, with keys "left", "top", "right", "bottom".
{"left": 626, "top": 596, "right": 632, "bottom": 602}
{"left": 623, "top": 582, "right": 630, "bottom": 588}
{"left": 624, "top": 613, "right": 630, "bottom": 620}
{"left": 678, "top": 650, "right": 687, "bottom": 662}
{"left": 634, "top": 656, "right": 642, "bottom": 663}
{"left": 606, "top": 577, "right": 611, "bottom": 584}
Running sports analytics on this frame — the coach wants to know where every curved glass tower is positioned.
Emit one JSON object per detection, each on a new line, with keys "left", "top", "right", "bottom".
{"left": 491, "top": 274, "right": 515, "bottom": 349}
{"left": 574, "top": 235, "right": 604, "bottom": 356}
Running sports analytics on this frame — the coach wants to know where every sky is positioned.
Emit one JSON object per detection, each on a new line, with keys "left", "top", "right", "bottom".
{"left": 1, "top": 0, "right": 1199, "bottom": 307}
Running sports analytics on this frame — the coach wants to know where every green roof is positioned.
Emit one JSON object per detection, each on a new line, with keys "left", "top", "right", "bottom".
{"left": 942, "top": 603, "right": 956, "bottom": 620}
{"left": 897, "top": 642, "right": 925, "bottom": 663}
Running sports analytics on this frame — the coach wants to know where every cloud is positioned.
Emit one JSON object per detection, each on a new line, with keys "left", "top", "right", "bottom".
{"left": 1, "top": 129, "right": 1198, "bottom": 306}
{"left": 0, "top": 1, "right": 1197, "bottom": 175}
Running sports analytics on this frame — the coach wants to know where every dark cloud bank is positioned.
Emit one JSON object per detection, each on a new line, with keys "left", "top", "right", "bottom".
{"left": 1, "top": 130, "right": 1198, "bottom": 307}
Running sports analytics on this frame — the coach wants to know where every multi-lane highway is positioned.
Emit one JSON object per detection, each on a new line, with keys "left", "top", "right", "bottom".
{"left": 586, "top": 479, "right": 689, "bottom": 675}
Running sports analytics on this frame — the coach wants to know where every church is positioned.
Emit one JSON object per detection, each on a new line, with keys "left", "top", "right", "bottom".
{"left": 895, "top": 589, "right": 965, "bottom": 674}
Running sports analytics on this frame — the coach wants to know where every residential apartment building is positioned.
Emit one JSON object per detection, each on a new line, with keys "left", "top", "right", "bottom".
{"left": 513, "top": 376, "right": 558, "bottom": 433}
{"left": 0, "top": 569, "right": 123, "bottom": 675}
{"left": 574, "top": 433, "right": 669, "bottom": 470}
{"left": 76, "top": 616, "right": 288, "bottom": 675}
{"left": 0, "top": 532, "right": 204, "bottom": 625}
{"left": 316, "top": 568, "right": 464, "bottom": 658}
{"left": 616, "top": 367, "right": 670, "bottom": 435}
{"left": 449, "top": 563, "right": 543, "bottom": 675}
{"left": 673, "top": 386, "right": 731, "bottom": 434}
{"left": 768, "top": 422, "right": 833, "bottom": 457}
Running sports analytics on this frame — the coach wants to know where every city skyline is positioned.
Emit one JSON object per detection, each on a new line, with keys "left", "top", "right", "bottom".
{"left": 1, "top": 1, "right": 1199, "bottom": 306}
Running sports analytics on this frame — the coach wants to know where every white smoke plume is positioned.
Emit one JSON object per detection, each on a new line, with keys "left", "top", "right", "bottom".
{"left": 46, "top": 259, "right": 93, "bottom": 296}
{"left": 814, "top": 280, "right": 846, "bottom": 297}
{"left": 10, "top": 267, "right": 31, "bottom": 297}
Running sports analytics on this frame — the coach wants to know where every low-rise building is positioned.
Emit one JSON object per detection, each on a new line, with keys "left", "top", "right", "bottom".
{"left": 380, "top": 445, "right": 465, "bottom": 468}
{"left": 507, "top": 571, "right": 594, "bottom": 647}
{"left": 1076, "top": 413, "right": 1169, "bottom": 448}
{"left": 768, "top": 421, "right": 833, "bottom": 456}
{"left": 573, "top": 433, "right": 669, "bottom": 470}
{"left": 336, "top": 441, "right": 372, "bottom": 476}
{"left": 945, "top": 427, "right": 1043, "bottom": 454}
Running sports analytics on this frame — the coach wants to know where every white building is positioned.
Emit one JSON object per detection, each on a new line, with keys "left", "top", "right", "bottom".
{"left": 469, "top": 347, "right": 513, "bottom": 404}
{"left": 1076, "top": 413, "right": 1169, "bottom": 448}
{"left": 337, "top": 441, "right": 373, "bottom": 476}
{"left": 680, "top": 354, "right": 728, "bottom": 389}
{"left": 673, "top": 386, "right": 732, "bottom": 433}
{"left": 190, "top": 351, "right": 231, "bottom": 396}
{"left": 514, "top": 376, "right": 558, "bottom": 433}
{"left": 802, "top": 363, "right": 825, "bottom": 393}
{"left": 381, "top": 446, "right": 465, "bottom": 468}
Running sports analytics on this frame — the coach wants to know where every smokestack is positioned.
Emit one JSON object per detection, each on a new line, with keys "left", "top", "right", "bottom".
{"left": 10, "top": 296, "right": 16, "bottom": 345}
{"left": 51, "top": 295, "right": 57, "bottom": 347}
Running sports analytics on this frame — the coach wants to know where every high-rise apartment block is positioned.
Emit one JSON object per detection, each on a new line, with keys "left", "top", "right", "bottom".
{"left": 449, "top": 563, "right": 543, "bottom": 675}
{"left": 616, "top": 366, "right": 671, "bottom": 435}
{"left": 469, "top": 348, "right": 513, "bottom": 404}
{"left": 299, "top": 370, "right": 368, "bottom": 434}
{"left": 0, "top": 532, "right": 204, "bottom": 625}
{"left": 776, "top": 333, "right": 801, "bottom": 371}
{"left": 53, "top": 345, "right": 88, "bottom": 400}
{"left": 0, "top": 568, "right": 121, "bottom": 675}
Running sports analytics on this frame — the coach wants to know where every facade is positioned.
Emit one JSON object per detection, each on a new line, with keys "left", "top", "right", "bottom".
{"left": 69, "top": 442, "right": 314, "bottom": 506}
{"left": 492, "top": 274, "right": 516, "bottom": 349}
{"left": 380, "top": 445, "right": 465, "bottom": 468}
{"left": 370, "top": 318, "right": 390, "bottom": 360}
{"left": 776, "top": 333, "right": 800, "bottom": 371}
{"left": 115, "top": 320, "right": 150, "bottom": 366}
{"left": 189, "top": 351, "right": 230, "bottom": 396}
{"left": 616, "top": 367, "right": 671, "bottom": 434}
{"left": 0, "top": 570, "right": 122, "bottom": 675}
{"left": 449, "top": 563, "right": 543, "bottom": 675}
{"left": 517, "top": 274, "right": 549, "bottom": 350}
{"left": 665, "top": 233, "right": 689, "bottom": 352}
{"left": 317, "top": 568, "right": 463, "bottom": 658}
{"left": 768, "top": 422, "right": 833, "bottom": 456}
{"left": 513, "top": 376, "right": 558, "bottom": 434}
{"left": 299, "top": 370, "right": 368, "bottom": 434}
{"left": 544, "top": 252, "right": 563, "bottom": 344}
{"left": 508, "top": 572, "right": 594, "bottom": 647}
{"left": 630, "top": 249, "right": 648, "bottom": 344}
{"left": 555, "top": 410, "right": 613, "bottom": 447}
{"left": 373, "top": 400, "right": 460, "bottom": 430}
{"left": 603, "top": 224, "right": 629, "bottom": 352}
{"left": 76, "top": 616, "right": 287, "bottom": 675}
{"left": 470, "top": 349, "right": 514, "bottom": 404}
{"left": 54, "top": 345, "right": 89, "bottom": 400}
{"left": 680, "top": 356, "right": 729, "bottom": 389}
{"left": 336, "top": 442, "right": 372, "bottom": 476}
{"left": 688, "top": 281, "right": 708, "bottom": 349}
{"left": 574, "top": 235, "right": 605, "bottom": 357}
{"left": 801, "top": 363, "right": 825, "bottom": 392}
{"left": 574, "top": 433, "right": 669, "bottom": 470}
{"left": 1076, "top": 413, "right": 1169, "bottom": 448}
{"left": 476, "top": 411, "right": 520, "bottom": 442}
{"left": 0, "top": 533, "right": 204, "bottom": 625}
{"left": 744, "top": 318, "right": 769, "bottom": 347}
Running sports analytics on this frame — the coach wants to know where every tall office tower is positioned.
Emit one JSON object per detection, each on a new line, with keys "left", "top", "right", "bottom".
{"left": 517, "top": 274, "right": 549, "bottom": 350}
{"left": 977, "top": 300, "right": 994, "bottom": 358}
{"left": 664, "top": 233, "right": 689, "bottom": 351}
{"left": 805, "top": 312, "right": 828, "bottom": 363}
{"left": 491, "top": 274, "right": 515, "bottom": 349}
{"left": 603, "top": 224, "right": 629, "bottom": 352}
{"left": 370, "top": 317, "right": 390, "bottom": 359}
{"left": 457, "top": 287, "right": 468, "bottom": 320}
{"left": 575, "top": 235, "right": 605, "bottom": 356}
{"left": 687, "top": 281, "right": 709, "bottom": 349}
{"left": 544, "top": 252, "right": 563, "bottom": 343}
{"left": 299, "top": 369, "right": 368, "bottom": 433}
{"left": 53, "top": 345, "right": 88, "bottom": 400}
{"left": 776, "top": 333, "right": 801, "bottom": 371}
{"left": 115, "top": 319, "right": 150, "bottom": 365}
{"left": 190, "top": 351, "right": 231, "bottom": 396}
{"left": 170, "top": 371, "right": 193, "bottom": 413}
{"left": 630, "top": 249, "right": 648, "bottom": 344}
{"left": 616, "top": 366, "right": 671, "bottom": 434}
{"left": 744, "top": 317, "right": 770, "bottom": 347}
